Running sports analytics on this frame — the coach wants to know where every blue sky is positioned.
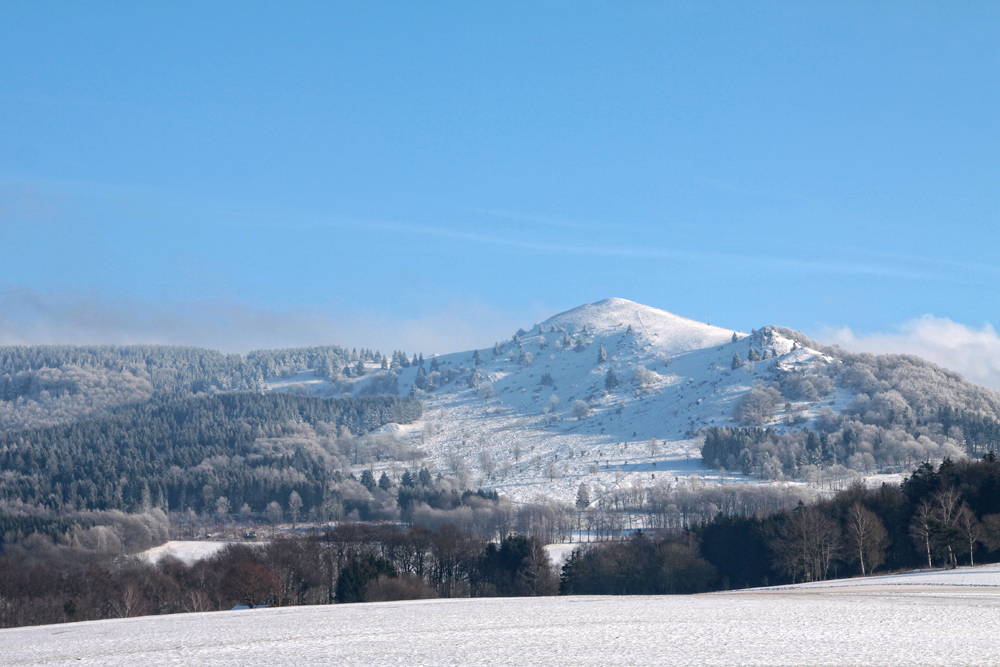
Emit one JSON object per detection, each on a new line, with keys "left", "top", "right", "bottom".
{"left": 1, "top": 2, "right": 998, "bottom": 375}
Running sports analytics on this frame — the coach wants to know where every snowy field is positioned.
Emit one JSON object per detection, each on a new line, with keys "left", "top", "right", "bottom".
{"left": 777, "top": 563, "right": 1000, "bottom": 590}
{"left": 137, "top": 541, "right": 234, "bottom": 565}
{"left": 7, "top": 566, "right": 1000, "bottom": 666}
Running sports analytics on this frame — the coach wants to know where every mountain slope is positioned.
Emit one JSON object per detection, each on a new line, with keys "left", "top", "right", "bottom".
{"left": 331, "top": 298, "right": 996, "bottom": 503}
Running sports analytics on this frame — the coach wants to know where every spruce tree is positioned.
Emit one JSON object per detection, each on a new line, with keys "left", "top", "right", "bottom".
{"left": 731, "top": 353, "right": 743, "bottom": 370}
{"left": 605, "top": 367, "right": 619, "bottom": 390}
{"left": 597, "top": 343, "right": 607, "bottom": 364}
{"left": 473, "top": 350, "right": 483, "bottom": 366}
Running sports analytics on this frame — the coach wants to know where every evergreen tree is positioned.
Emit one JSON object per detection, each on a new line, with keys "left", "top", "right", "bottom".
{"left": 355, "top": 359, "right": 366, "bottom": 377}
{"left": 605, "top": 367, "right": 620, "bottom": 390}
{"left": 731, "top": 353, "right": 743, "bottom": 370}
{"left": 575, "top": 483, "right": 591, "bottom": 510}
{"left": 473, "top": 350, "right": 483, "bottom": 366}
{"left": 597, "top": 344, "right": 607, "bottom": 364}
{"left": 430, "top": 356, "right": 439, "bottom": 371}
{"left": 378, "top": 472, "right": 392, "bottom": 491}
{"left": 493, "top": 342, "right": 501, "bottom": 356}
{"left": 381, "top": 357, "right": 389, "bottom": 370}
{"left": 732, "top": 332, "right": 739, "bottom": 343}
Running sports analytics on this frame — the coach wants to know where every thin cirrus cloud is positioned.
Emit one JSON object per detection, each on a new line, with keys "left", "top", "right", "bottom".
{"left": 349, "top": 217, "right": 947, "bottom": 282}
{"left": 819, "top": 315, "right": 1000, "bottom": 391}
{"left": 0, "top": 289, "right": 525, "bottom": 355}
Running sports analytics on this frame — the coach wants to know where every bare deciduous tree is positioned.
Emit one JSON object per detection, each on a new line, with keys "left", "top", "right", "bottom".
{"left": 957, "top": 504, "right": 982, "bottom": 566}
{"left": 773, "top": 505, "right": 841, "bottom": 583}
{"left": 910, "top": 500, "right": 934, "bottom": 568}
{"left": 844, "top": 503, "right": 888, "bottom": 576}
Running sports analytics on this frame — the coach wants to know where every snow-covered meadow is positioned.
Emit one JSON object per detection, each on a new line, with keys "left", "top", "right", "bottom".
{"left": 7, "top": 566, "right": 1000, "bottom": 666}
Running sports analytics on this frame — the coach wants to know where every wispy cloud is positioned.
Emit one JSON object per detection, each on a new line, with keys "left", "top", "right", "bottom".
{"left": 0, "top": 175, "right": 962, "bottom": 283}
{"left": 0, "top": 289, "right": 525, "bottom": 355}
{"left": 818, "top": 316, "right": 1000, "bottom": 391}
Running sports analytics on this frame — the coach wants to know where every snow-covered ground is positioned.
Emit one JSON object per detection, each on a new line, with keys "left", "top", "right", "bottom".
{"left": 775, "top": 563, "right": 1000, "bottom": 590}
{"left": 137, "top": 541, "right": 234, "bottom": 565}
{"left": 7, "top": 572, "right": 1000, "bottom": 666}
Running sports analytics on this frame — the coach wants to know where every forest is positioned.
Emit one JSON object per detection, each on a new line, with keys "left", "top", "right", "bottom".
{"left": 707, "top": 326, "right": 1000, "bottom": 481}
{"left": 0, "top": 392, "right": 422, "bottom": 518}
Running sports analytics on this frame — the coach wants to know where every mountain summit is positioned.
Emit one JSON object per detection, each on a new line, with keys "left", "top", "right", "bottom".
{"left": 541, "top": 298, "right": 737, "bottom": 357}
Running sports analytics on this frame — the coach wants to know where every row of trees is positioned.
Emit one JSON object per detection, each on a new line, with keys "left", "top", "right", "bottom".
{"left": 560, "top": 454, "right": 1000, "bottom": 594}
{"left": 0, "top": 524, "right": 557, "bottom": 629}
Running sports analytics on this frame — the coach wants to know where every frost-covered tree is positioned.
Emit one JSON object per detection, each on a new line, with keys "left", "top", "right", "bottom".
{"left": 215, "top": 496, "right": 230, "bottom": 525}
{"left": 731, "top": 353, "right": 743, "bottom": 370}
{"left": 731, "top": 332, "right": 738, "bottom": 343}
{"left": 575, "top": 483, "right": 590, "bottom": 509}
{"left": 597, "top": 344, "right": 607, "bottom": 364}
{"left": 493, "top": 342, "right": 501, "bottom": 356}
{"left": 479, "top": 381, "right": 496, "bottom": 400}
{"left": 266, "top": 500, "right": 282, "bottom": 526}
{"left": 571, "top": 400, "right": 590, "bottom": 420}
{"left": 473, "top": 350, "right": 483, "bottom": 366}
{"left": 733, "top": 384, "right": 783, "bottom": 425}
{"left": 632, "top": 365, "right": 658, "bottom": 387}
{"left": 288, "top": 490, "right": 303, "bottom": 526}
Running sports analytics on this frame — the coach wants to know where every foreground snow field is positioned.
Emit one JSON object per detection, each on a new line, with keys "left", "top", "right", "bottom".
{"left": 7, "top": 569, "right": 1000, "bottom": 667}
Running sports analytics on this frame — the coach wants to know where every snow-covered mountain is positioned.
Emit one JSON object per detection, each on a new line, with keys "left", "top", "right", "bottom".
{"left": 266, "top": 298, "right": 848, "bottom": 501}
{"left": 263, "top": 297, "right": 1000, "bottom": 504}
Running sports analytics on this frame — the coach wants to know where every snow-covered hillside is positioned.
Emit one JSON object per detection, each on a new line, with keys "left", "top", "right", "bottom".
{"left": 7, "top": 578, "right": 1000, "bottom": 666}
{"left": 264, "top": 298, "right": 851, "bottom": 503}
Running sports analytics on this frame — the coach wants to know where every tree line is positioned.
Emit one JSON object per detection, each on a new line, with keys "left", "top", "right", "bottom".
{"left": 564, "top": 454, "right": 1000, "bottom": 594}
{"left": 0, "top": 523, "right": 557, "bottom": 629}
